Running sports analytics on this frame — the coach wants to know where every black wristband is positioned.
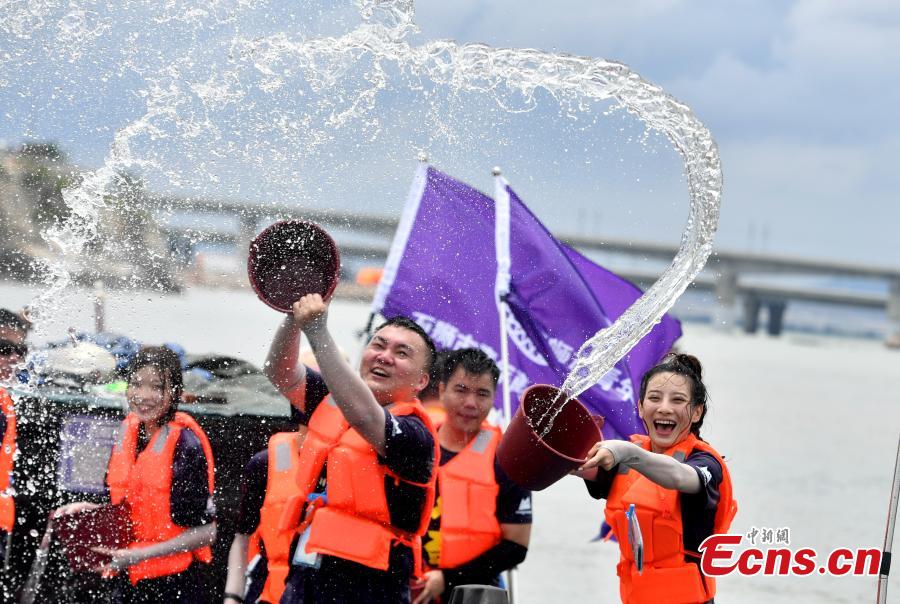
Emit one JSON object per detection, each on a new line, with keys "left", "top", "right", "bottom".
{"left": 223, "top": 593, "right": 244, "bottom": 603}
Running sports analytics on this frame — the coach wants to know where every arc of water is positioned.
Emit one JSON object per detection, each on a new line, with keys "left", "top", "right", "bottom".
{"left": 384, "top": 41, "right": 722, "bottom": 397}
{"left": 232, "top": 35, "right": 722, "bottom": 399}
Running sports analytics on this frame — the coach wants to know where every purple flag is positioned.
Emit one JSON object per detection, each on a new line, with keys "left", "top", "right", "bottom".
{"left": 373, "top": 166, "right": 681, "bottom": 439}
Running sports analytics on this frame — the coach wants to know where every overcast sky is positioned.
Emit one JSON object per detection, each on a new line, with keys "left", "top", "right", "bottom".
{"left": 1, "top": 0, "right": 898, "bottom": 267}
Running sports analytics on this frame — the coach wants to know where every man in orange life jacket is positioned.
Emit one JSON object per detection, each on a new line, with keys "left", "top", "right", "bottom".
{"left": 265, "top": 293, "right": 439, "bottom": 604}
{"left": 0, "top": 309, "right": 30, "bottom": 349}
{"left": 414, "top": 348, "right": 531, "bottom": 604}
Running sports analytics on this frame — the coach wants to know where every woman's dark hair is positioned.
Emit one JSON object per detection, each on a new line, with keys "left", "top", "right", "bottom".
{"left": 125, "top": 346, "right": 184, "bottom": 424}
{"left": 639, "top": 353, "right": 708, "bottom": 438}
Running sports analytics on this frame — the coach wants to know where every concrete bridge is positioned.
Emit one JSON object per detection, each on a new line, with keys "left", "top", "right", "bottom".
{"left": 149, "top": 194, "right": 900, "bottom": 343}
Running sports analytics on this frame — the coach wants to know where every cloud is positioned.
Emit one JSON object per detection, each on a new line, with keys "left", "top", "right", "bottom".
{"left": 665, "top": 0, "right": 900, "bottom": 143}
{"left": 715, "top": 136, "right": 900, "bottom": 263}
{"left": 413, "top": 1, "right": 791, "bottom": 79}
{"left": 415, "top": 1, "right": 899, "bottom": 143}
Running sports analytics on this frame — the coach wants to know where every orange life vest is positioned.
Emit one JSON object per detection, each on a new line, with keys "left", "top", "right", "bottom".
{"left": 280, "top": 396, "right": 438, "bottom": 574}
{"left": 424, "top": 404, "right": 447, "bottom": 426}
{"left": 255, "top": 431, "right": 303, "bottom": 603}
{"left": 604, "top": 434, "right": 737, "bottom": 604}
{"left": 435, "top": 423, "right": 502, "bottom": 569}
{"left": 0, "top": 388, "right": 16, "bottom": 533}
{"left": 107, "top": 411, "right": 216, "bottom": 584}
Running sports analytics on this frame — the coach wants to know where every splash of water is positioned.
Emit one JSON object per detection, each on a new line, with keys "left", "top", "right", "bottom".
{"left": 2, "top": 0, "right": 720, "bottom": 409}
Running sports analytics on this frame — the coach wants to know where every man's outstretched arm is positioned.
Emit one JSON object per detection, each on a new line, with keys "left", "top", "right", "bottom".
{"left": 292, "top": 294, "right": 387, "bottom": 453}
{"left": 264, "top": 314, "right": 308, "bottom": 404}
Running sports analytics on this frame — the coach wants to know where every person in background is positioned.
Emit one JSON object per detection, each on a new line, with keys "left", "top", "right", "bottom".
{"left": 0, "top": 385, "right": 17, "bottom": 600}
{"left": 57, "top": 346, "right": 217, "bottom": 603}
{"left": 418, "top": 350, "right": 447, "bottom": 425}
{"left": 0, "top": 309, "right": 26, "bottom": 598}
{"left": 0, "top": 309, "right": 29, "bottom": 347}
{"left": 576, "top": 353, "right": 737, "bottom": 604}
{"left": 0, "top": 308, "right": 29, "bottom": 385}
{"left": 268, "top": 294, "right": 439, "bottom": 604}
{"left": 414, "top": 348, "right": 531, "bottom": 604}
{"left": 222, "top": 351, "right": 329, "bottom": 604}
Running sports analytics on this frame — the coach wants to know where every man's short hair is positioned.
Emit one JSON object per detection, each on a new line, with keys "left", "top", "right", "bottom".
{"left": 373, "top": 316, "right": 437, "bottom": 375}
{"left": 440, "top": 348, "right": 500, "bottom": 387}
{"left": 0, "top": 309, "right": 28, "bottom": 332}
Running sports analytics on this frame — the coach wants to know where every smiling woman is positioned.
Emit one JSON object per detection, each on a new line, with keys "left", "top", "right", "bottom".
{"left": 576, "top": 353, "right": 737, "bottom": 604}
{"left": 54, "top": 346, "right": 217, "bottom": 603}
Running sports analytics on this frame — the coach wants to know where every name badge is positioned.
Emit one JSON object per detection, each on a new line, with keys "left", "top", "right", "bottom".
{"left": 291, "top": 526, "right": 321, "bottom": 569}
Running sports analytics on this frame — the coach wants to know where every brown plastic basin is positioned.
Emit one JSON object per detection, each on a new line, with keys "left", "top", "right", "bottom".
{"left": 497, "top": 384, "right": 602, "bottom": 491}
{"left": 247, "top": 220, "right": 341, "bottom": 313}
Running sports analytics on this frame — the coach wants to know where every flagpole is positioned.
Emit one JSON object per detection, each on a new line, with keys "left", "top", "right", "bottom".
{"left": 492, "top": 167, "right": 513, "bottom": 429}
{"left": 877, "top": 434, "right": 900, "bottom": 604}
{"left": 360, "top": 155, "right": 430, "bottom": 363}
{"left": 493, "top": 167, "right": 519, "bottom": 604}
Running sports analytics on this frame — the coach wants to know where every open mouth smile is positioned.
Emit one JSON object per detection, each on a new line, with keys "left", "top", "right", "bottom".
{"left": 370, "top": 367, "right": 390, "bottom": 379}
{"left": 652, "top": 419, "right": 677, "bottom": 437}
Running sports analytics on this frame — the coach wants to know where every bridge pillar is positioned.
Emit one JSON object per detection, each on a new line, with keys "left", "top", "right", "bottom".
{"left": 887, "top": 278, "right": 900, "bottom": 347}
{"left": 742, "top": 295, "right": 761, "bottom": 334}
{"left": 766, "top": 300, "right": 787, "bottom": 336}
{"left": 712, "top": 265, "right": 738, "bottom": 330}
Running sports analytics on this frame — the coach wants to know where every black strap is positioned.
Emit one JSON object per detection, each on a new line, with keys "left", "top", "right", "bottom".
{"left": 223, "top": 593, "right": 244, "bottom": 603}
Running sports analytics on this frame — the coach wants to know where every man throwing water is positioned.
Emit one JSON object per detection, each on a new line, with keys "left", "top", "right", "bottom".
{"left": 269, "top": 293, "right": 439, "bottom": 604}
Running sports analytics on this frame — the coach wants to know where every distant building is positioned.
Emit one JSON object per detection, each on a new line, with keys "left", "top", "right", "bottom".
{"left": 0, "top": 143, "right": 179, "bottom": 290}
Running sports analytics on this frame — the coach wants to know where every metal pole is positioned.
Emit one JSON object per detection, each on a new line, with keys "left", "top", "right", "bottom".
{"left": 877, "top": 434, "right": 900, "bottom": 604}
{"left": 93, "top": 279, "right": 106, "bottom": 333}
{"left": 506, "top": 565, "right": 518, "bottom": 603}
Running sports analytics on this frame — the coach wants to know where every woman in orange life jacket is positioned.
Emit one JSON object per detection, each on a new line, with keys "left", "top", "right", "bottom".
{"left": 57, "top": 346, "right": 217, "bottom": 604}
{"left": 576, "top": 353, "right": 737, "bottom": 604}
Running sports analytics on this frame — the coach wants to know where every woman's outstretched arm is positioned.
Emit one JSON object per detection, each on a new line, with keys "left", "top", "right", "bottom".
{"left": 579, "top": 440, "right": 701, "bottom": 494}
